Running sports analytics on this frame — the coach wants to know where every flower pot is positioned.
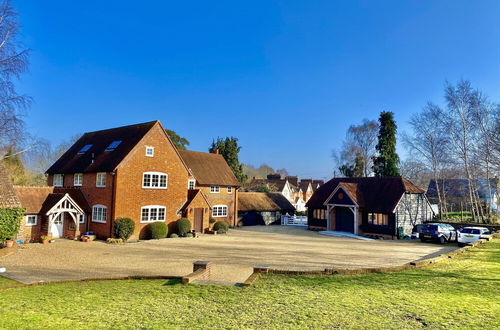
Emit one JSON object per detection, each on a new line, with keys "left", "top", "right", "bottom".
{"left": 41, "top": 239, "right": 48, "bottom": 244}
{"left": 4, "top": 240, "right": 14, "bottom": 248}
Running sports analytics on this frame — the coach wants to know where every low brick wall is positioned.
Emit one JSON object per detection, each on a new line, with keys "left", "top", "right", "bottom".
{"left": 181, "top": 261, "right": 212, "bottom": 284}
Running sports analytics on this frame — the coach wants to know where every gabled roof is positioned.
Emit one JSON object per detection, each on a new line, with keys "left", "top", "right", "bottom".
{"left": 180, "top": 189, "right": 211, "bottom": 213}
{"left": 286, "top": 176, "right": 299, "bottom": 187}
{"left": 238, "top": 192, "right": 295, "bottom": 212}
{"left": 299, "top": 181, "right": 312, "bottom": 193}
{"left": 300, "top": 179, "right": 324, "bottom": 192}
{"left": 249, "top": 178, "right": 288, "bottom": 192}
{"left": 0, "top": 163, "right": 21, "bottom": 208}
{"left": 306, "top": 177, "right": 424, "bottom": 213}
{"left": 46, "top": 121, "right": 158, "bottom": 174}
{"left": 14, "top": 186, "right": 91, "bottom": 214}
{"left": 178, "top": 150, "right": 240, "bottom": 186}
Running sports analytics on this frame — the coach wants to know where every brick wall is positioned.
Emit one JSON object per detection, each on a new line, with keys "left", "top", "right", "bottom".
{"left": 113, "top": 123, "right": 191, "bottom": 240}
{"left": 198, "top": 185, "right": 238, "bottom": 226}
{"left": 183, "top": 192, "right": 211, "bottom": 233}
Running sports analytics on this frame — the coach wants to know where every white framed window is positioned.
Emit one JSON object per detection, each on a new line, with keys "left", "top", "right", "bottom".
{"left": 227, "top": 186, "right": 232, "bottom": 194}
{"left": 188, "top": 179, "right": 196, "bottom": 190}
{"left": 74, "top": 173, "right": 83, "bottom": 186}
{"left": 92, "top": 205, "right": 107, "bottom": 223}
{"left": 142, "top": 172, "right": 168, "bottom": 189}
{"left": 210, "top": 185, "right": 220, "bottom": 193}
{"left": 146, "top": 146, "right": 154, "bottom": 157}
{"left": 140, "top": 205, "right": 166, "bottom": 223}
{"left": 96, "top": 173, "right": 106, "bottom": 187}
{"left": 212, "top": 205, "right": 228, "bottom": 218}
{"left": 79, "top": 214, "right": 85, "bottom": 224}
{"left": 53, "top": 174, "right": 63, "bottom": 187}
{"left": 25, "top": 215, "right": 37, "bottom": 226}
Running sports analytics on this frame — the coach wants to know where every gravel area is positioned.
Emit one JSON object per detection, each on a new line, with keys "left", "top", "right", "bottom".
{"left": 0, "top": 226, "right": 457, "bottom": 284}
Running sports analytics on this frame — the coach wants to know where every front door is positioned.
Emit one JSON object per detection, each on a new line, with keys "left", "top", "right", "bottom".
{"left": 335, "top": 207, "right": 354, "bottom": 233}
{"left": 51, "top": 214, "right": 64, "bottom": 238}
{"left": 194, "top": 208, "right": 204, "bottom": 233}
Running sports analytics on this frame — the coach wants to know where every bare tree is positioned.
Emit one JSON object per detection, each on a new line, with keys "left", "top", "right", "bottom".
{"left": 402, "top": 103, "right": 449, "bottom": 216}
{"left": 333, "top": 119, "right": 379, "bottom": 177}
{"left": 444, "top": 80, "right": 484, "bottom": 222}
{"left": 0, "top": 0, "right": 30, "bottom": 153}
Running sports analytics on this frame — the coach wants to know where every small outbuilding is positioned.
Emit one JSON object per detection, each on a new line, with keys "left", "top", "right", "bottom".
{"left": 238, "top": 192, "right": 295, "bottom": 226}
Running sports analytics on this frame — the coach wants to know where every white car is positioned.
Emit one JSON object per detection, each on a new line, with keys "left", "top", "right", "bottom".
{"left": 457, "top": 227, "right": 491, "bottom": 246}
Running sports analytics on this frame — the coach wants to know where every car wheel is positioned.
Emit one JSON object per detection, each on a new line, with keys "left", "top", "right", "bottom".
{"left": 439, "top": 236, "right": 446, "bottom": 244}
{"left": 458, "top": 243, "right": 464, "bottom": 247}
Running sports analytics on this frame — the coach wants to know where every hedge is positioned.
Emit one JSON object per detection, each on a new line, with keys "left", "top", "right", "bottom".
{"left": 148, "top": 222, "right": 168, "bottom": 239}
{"left": 0, "top": 208, "right": 25, "bottom": 242}
{"left": 176, "top": 218, "right": 191, "bottom": 236}
{"left": 114, "top": 218, "right": 135, "bottom": 241}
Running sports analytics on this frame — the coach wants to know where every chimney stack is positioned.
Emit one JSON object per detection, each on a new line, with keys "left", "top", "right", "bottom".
{"left": 210, "top": 148, "right": 220, "bottom": 154}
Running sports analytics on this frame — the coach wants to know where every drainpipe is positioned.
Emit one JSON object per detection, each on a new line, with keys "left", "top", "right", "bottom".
{"left": 109, "top": 170, "right": 117, "bottom": 238}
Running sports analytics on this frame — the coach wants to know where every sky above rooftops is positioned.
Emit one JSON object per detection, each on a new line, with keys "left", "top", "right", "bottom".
{"left": 16, "top": 0, "right": 500, "bottom": 180}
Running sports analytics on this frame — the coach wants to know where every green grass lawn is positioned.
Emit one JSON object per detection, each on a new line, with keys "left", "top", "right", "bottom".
{"left": 0, "top": 240, "right": 499, "bottom": 329}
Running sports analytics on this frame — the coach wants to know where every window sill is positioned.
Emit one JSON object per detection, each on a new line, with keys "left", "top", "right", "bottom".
{"left": 140, "top": 220, "right": 166, "bottom": 223}
{"left": 142, "top": 187, "right": 168, "bottom": 190}
{"left": 95, "top": 186, "right": 106, "bottom": 188}
{"left": 92, "top": 220, "right": 106, "bottom": 224}
{"left": 212, "top": 215, "right": 227, "bottom": 218}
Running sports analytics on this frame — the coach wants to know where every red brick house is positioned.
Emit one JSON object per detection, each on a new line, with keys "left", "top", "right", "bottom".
{"left": 29, "top": 120, "right": 239, "bottom": 241}
{"left": 178, "top": 150, "right": 240, "bottom": 227}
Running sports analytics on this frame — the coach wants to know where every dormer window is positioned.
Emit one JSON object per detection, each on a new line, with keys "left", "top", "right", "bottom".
{"left": 78, "top": 144, "right": 93, "bottom": 154}
{"left": 105, "top": 140, "right": 122, "bottom": 151}
{"left": 146, "top": 146, "right": 154, "bottom": 157}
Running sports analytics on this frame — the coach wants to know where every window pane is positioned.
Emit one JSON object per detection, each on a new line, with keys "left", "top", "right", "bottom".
{"left": 150, "top": 208, "right": 157, "bottom": 221}
{"left": 152, "top": 175, "right": 159, "bottom": 187}
{"left": 158, "top": 208, "right": 165, "bottom": 221}
{"left": 160, "top": 175, "right": 167, "bottom": 187}
{"left": 142, "top": 208, "right": 149, "bottom": 221}
{"left": 143, "top": 174, "right": 151, "bottom": 187}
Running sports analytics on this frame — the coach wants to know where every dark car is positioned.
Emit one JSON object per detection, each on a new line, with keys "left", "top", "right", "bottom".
{"left": 420, "top": 223, "right": 457, "bottom": 244}
{"left": 411, "top": 224, "right": 425, "bottom": 239}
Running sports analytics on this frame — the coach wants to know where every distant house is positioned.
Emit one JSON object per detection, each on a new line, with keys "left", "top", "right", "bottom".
{"left": 306, "top": 177, "right": 434, "bottom": 238}
{"left": 427, "top": 179, "right": 499, "bottom": 212}
{"left": 238, "top": 192, "right": 295, "bottom": 225}
{"left": 248, "top": 174, "right": 323, "bottom": 212}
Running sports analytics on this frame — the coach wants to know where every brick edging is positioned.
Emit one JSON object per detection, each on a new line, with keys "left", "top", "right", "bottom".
{"left": 243, "top": 238, "right": 497, "bottom": 282}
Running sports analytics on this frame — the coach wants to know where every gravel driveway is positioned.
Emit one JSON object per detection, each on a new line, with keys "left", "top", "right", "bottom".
{"left": 0, "top": 226, "right": 457, "bottom": 284}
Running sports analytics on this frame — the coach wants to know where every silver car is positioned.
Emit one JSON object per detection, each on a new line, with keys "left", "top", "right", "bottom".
{"left": 457, "top": 227, "right": 491, "bottom": 247}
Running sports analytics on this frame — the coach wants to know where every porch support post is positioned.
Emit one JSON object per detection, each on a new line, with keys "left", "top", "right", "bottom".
{"left": 353, "top": 206, "right": 358, "bottom": 235}
{"left": 326, "top": 205, "right": 331, "bottom": 231}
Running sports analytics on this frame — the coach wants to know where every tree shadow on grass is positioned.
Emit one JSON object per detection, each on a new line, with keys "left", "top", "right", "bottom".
{"left": 162, "top": 279, "right": 181, "bottom": 286}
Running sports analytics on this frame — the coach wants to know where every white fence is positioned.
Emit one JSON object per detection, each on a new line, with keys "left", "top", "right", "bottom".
{"left": 281, "top": 214, "right": 308, "bottom": 226}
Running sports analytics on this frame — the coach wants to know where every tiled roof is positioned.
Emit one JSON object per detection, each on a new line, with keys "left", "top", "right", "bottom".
{"left": 46, "top": 121, "right": 158, "bottom": 174}
{"left": 306, "top": 177, "right": 424, "bottom": 213}
{"left": 0, "top": 163, "right": 21, "bottom": 208}
{"left": 238, "top": 192, "right": 295, "bottom": 212}
{"left": 178, "top": 150, "right": 240, "bottom": 186}
{"left": 249, "top": 178, "right": 287, "bottom": 192}
{"left": 14, "top": 186, "right": 91, "bottom": 214}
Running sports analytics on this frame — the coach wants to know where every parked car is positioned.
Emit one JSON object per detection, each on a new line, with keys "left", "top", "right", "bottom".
{"left": 411, "top": 224, "right": 425, "bottom": 239}
{"left": 420, "top": 223, "right": 457, "bottom": 244}
{"left": 457, "top": 227, "right": 491, "bottom": 247}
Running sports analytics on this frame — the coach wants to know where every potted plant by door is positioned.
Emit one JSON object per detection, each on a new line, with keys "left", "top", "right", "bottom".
{"left": 40, "top": 235, "right": 49, "bottom": 244}
{"left": 3, "top": 239, "right": 14, "bottom": 248}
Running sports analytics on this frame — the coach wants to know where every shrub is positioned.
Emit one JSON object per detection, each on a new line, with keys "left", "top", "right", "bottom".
{"left": 148, "top": 222, "right": 168, "bottom": 239}
{"left": 0, "top": 208, "right": 24, "bottom": 243}
{"left": 209, "top": 217, "right": 216, "bottom": 224}
{"left": 176, "top": 218, "right": 191, "bottom": 236}
{"left": 185, "top": 233, "right": 193, "bottom": 238}
{"left": 113, "top": 218, "right": 135, "bottom": 241}
{"left": 169, "top": 233, "right": 178, "bottom": 238}
{"left": 213, "top": 221, "right": 229, "bottom": 233}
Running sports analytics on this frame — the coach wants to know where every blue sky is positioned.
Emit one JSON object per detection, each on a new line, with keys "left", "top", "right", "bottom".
{"left": 16, "top": 1, "right": 500, "bottom": 180}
